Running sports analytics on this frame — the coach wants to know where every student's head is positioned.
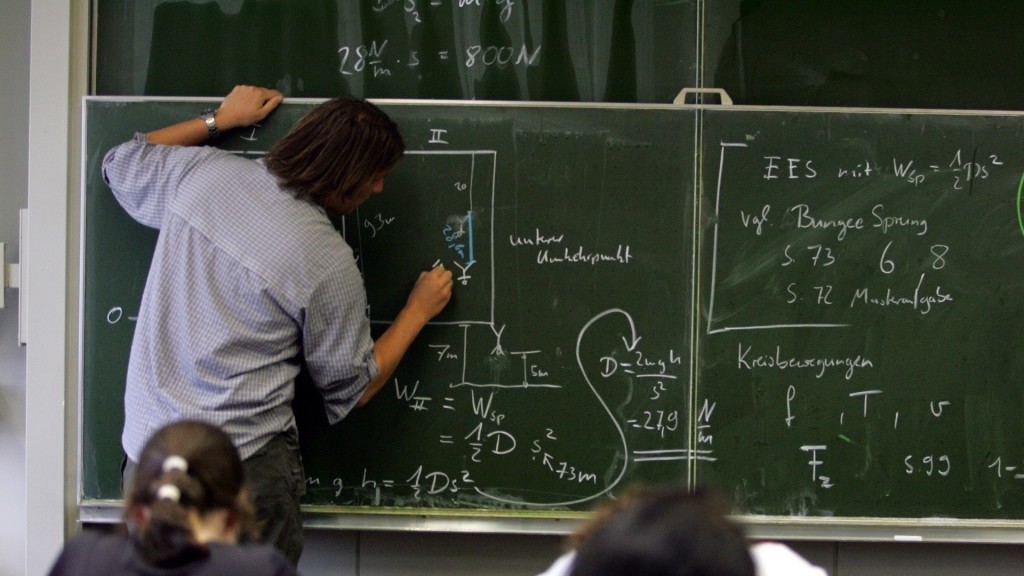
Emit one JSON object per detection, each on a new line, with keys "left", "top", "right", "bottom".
{"left": 264, "top": 96, "right": 405, "bottom": 214}
{"left": 568, "top": 485, "right": 754, "bottom": 576}
{"left": 124, "top": 420, "right": 255, "bottom": 566}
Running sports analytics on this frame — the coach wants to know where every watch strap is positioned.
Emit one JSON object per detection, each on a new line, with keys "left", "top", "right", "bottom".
{"left": 199, "top": 108, "right": 219, "bottom": 138}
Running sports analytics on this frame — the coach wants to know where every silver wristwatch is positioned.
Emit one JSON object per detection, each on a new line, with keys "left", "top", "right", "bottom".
{"left": 199, "top": 108, "right": 219, "bottom": 138}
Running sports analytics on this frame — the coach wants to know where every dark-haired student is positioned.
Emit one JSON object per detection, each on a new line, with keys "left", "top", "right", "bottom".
{"left": 538, "top": 485, "right": 827, "bottom": 576}
{"left": 103, "top": 85, "right": 453, "bottom": 564}
{"left": 567, "top": 486, "right": 754, "bottom": 576}
{"left": 48, "top": 420, "right": 296, "bottom": 576}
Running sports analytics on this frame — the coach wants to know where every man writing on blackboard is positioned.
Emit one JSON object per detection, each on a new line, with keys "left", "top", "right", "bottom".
{"left": 102, "top": 85, "right": 453, "bottom": 564}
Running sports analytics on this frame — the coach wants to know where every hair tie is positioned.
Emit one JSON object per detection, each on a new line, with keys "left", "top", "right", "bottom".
{"left": 156, "top": 484, "right": 181, "bottom": 503}
{"left": 162, "top": 455, "right": 189, "bottom": 474}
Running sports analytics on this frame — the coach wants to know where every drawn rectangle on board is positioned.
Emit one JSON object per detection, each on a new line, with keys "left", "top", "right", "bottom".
{"left": 354, "top": 150, "right": 497, "bottom": 328}
{"left": 704, "top": 142, "right": 848, "bottom": 335}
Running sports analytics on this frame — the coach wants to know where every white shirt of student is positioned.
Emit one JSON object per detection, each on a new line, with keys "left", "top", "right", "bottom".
{"left": 535, "top": 543, "right": 829, "bottom": 576}
{"left": 749, "top": 542, "right": 829, "bottom": 576}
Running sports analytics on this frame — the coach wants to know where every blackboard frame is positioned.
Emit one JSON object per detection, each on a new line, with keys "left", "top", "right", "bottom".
{"left": 78, "top": 500, "right": 1024, "bottom": 542}
{"left": 78, "top": 96, "right": 700, "bottom": 534}
{"left": 79, "top": 98, "right": 1024, "bottom": 541}
{"left": 692, "top": 104, "right": 1024, "bottom": 543}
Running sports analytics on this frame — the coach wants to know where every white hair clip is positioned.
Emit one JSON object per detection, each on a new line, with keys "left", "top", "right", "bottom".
{"left": 162, "top": 455, "right": 189, "bottom": 474}
{"left": 156, "top": 484, "right": 181, "bottom": 503}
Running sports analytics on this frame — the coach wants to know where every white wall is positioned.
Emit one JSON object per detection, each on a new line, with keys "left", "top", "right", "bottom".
{"left": 23, "top": 0, "right": 80, "bottom": 574}
{"left": 0, "top": 0, "right": 31, "bottom": 574}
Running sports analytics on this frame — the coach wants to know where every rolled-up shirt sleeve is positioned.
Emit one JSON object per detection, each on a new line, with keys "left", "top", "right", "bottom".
{"left": 302, "top": 256, "right": 379, "bottom": 424}
{"left": 102, "top": 133, "right": 218, "bottom": 229}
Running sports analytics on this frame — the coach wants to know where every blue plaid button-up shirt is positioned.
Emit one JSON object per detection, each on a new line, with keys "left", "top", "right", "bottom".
{"left": 103, "top": 135, "right": 377, "bottom": 460}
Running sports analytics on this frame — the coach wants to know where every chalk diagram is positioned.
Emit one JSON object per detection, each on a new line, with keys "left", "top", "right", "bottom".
{"left": 354, "top": 150, "right": 496, "bottom": 327}
{"left": 705, "top": 142, "right": 849, "bottom": 335}
{"left": 345, "top": 149, "right": 692, "bottom": 508}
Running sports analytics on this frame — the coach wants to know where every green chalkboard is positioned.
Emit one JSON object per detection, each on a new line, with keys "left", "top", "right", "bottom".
{"left": 81, "top": 99, "right": 697, "bottom": 513}
{"left": 696, "top": 109, "right": 1024, "bottom": 520}
{"left": 85, "top": 97, "right": 1024, "bottom": 530}
{"left": 94, "top": 0, "right": 698, "bottom": 103}
{"left": 707, "top": 1, "right": 1024, "bottom": 110}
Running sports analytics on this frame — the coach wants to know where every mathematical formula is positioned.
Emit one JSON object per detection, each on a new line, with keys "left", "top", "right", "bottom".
{"left": 703, "top": 128, "right": 1024, "bottom": 509}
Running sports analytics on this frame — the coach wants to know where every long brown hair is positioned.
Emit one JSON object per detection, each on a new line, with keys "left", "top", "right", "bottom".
{"left": 124, "top": 420, "right": 256, "bottom": 566}
{"left": 264, "top": 97, "right": 405, "bottom": 208}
